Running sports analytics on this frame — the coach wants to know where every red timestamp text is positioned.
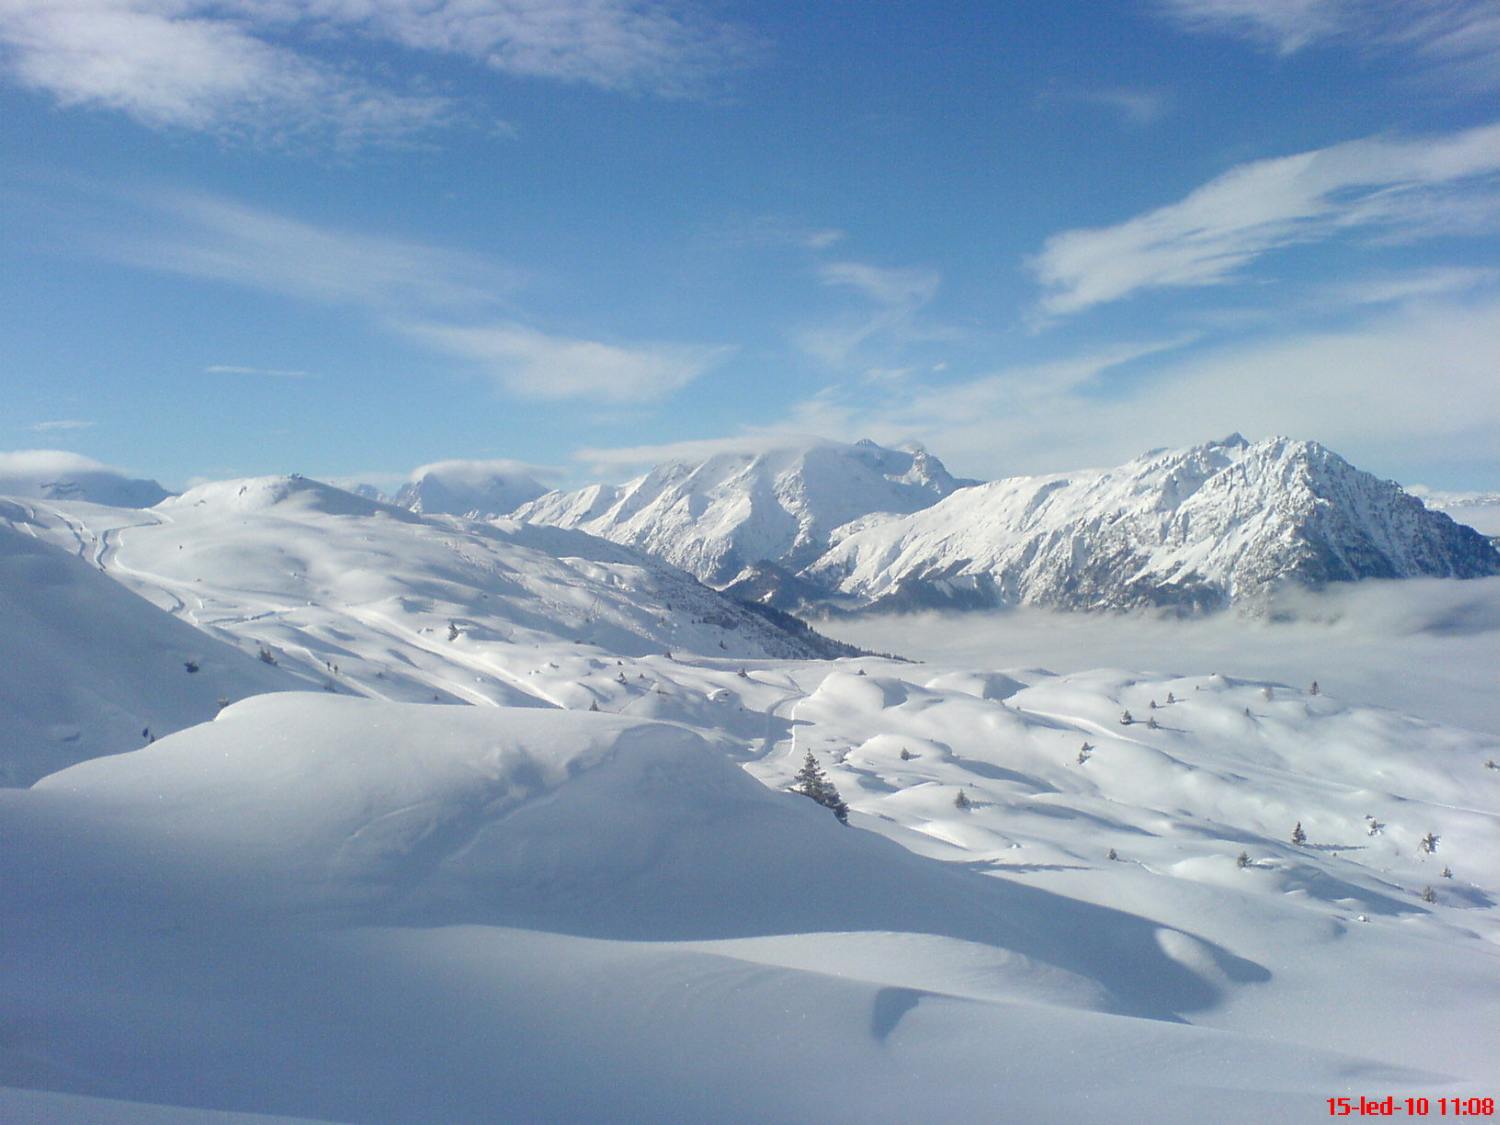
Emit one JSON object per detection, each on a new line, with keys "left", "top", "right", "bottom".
{"left": 1328, "top": 1096, "right": 1496, "bottom": 1117}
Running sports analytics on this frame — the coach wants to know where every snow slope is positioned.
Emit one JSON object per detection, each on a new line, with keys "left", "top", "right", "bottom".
{"left": 812, "top": 435, "right": 1500, "bottom": 611}
{"left": 394, "top": 458, "right": 546, "bottom": 517}
{"left": 4, "top": 476, "right": 844, "bottom": 741}
{"left": 0, "top": 501, "right": 298, "bottom": 784}
{"left": 6, "top": 682, "right": 1494, "bottom": 1121}
{"left": 515, "top": 437, "right": 967, "bottom": 591}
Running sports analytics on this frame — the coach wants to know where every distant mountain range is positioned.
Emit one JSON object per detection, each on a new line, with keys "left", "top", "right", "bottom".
{"left": 519, "top": 435, "right": 1500, "bottom": 613}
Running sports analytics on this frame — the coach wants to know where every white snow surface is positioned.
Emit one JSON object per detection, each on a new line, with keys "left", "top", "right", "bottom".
{"left": 812, "top": 435, "right": 1500, "bottom": 610}
{"left": 3, "top": 469, "right": 1499, "bottom": 1121}
{"left": 515, "top": 436, "right": 966, "bottom": 586}
{"left": 394, "top": 458, "right": 546, "bottom": 517}
{"left": 0, "top": 500, "right": 297, "bottom": 784}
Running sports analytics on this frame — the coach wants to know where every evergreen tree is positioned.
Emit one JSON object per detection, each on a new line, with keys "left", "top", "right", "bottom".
{"left": 1120, "top": 709, "right": 1133, "bottom": 725}
{"left": 1106, "top": 848, "right": 1118, "bottom": 861}
{"left": 1420, "top": 832, "right": 1439, "bottom": 854}
{"left": 1146, "top": 715, "right": 1159, "bottom": 729}
{"left": 1421, "top": 885, "right": 1437, "bottom": 904}
{"left": 1291, "top": 821, "right": 1307, "bottom": 846}
{"left": 954, "top": 789, "right": 971, "bottom": 810}
{"left": 792, "top": 751, "right": 849, "bottom": 825}
{"left": 1236, "top": 851, "right": 1250, "bottom": 869}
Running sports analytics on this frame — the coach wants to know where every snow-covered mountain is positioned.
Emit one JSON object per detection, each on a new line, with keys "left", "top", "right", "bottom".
{"left": 0, "top": 450, "right": 170, "bottom": 507}
{"left": 515, "top": 437, "right": 969, "bottom": 590}
{"left": 810, "top": 435, "right": 1500, "bottom": 612}
{"left": 395, "top": 458, "right": 546, "bottom": 517}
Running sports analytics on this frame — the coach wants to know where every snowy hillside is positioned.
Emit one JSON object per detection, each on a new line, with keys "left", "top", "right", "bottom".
{"left": 394, "top": 458, "right": 546, "bottom": 517}
{"left": 811, "top": 435, "right": 1500, "bottom": 611}
{"left": 0, "top": 501, "right": 298, "bottom": 785}
{"left": 3, "top": 651, "right": 1496, "bottom": 1120}
{"left": 4, "top": 476, "right": 845, "bottom": 752}
{"left": 515, "top": 437, "right": 967, "bottom": 591}
{"left": 0, "top": 450, "right": 169, "bottom": 508}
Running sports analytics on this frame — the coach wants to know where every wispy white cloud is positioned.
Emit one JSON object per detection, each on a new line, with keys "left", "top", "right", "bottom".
{"left": 0, "top": 0, "right": 451, "bottom": 146}
{"left": 1325, "top": 265, "right": 1500, "bottom": 306}
{"left": 1031, "top": 121, "right": 1500, "bottom": 316}
{"left": 773, "top": 294, "right": 1500, "bottom": 478}
{"left": 30, "top": 419, "right": 94, "bottom": 432}
{"left": 0, "top": 0, "right": 756, "bottom": 145}
{"left": 1038, "top": 84, "right": 1168, "bottom": 125}
{"left": 797, "top": 259, "right": 944, "bottom": 368}
{"left": 401, "top": 321, "right": 732, "bottom": 402}
{"left": 204, "top": 364, "right": 314, "bottom": 379}
{"left": 1159, "top": 0, "right": 1500, "bottom": 89}
{"left": 1157, "top": 0, "right": 1342, "bottom": 53}
{"left": 574, "top": 432, "right": 837, "bottom": 475}
{"left": 104, "top": 189, "right": 523, "bottom": 312}
{"left": 404, "top": 456, "right": 560, "bottom": 484}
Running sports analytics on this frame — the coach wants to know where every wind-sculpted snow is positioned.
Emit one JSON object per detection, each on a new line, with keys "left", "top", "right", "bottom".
{"left": 515, "top": 437, "right": 966, "bottom": 591}
{"left": 9, "top": 681, "right": 1494, "bottom": 1121}
{"left": 812, "top": 435, "right": 1500, "bottom": 611}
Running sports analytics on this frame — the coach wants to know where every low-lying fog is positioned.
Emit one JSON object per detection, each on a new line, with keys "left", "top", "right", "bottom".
{"left": 820, "top": 577, "right": 1500, "bottom": 736}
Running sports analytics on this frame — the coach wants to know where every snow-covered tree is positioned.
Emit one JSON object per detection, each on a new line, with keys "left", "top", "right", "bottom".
{"left": 1291, "top": 821, "right": 1307, "bottom": 846}
{"left": 1420, "top": 832, "right": 1439, "bottom": 855}
{"left": 447, "top": 621, "right": 459, "bottom": 642}
{"left": 1441, "top": 866, "right": 1453, "bottom": 879}
{"left": 1421, "top": 885, "right": 1437, "bottom": 904}
{"left": 1106, "top": 848, "right": 1118, "bottom": 861}
{"left": 899, "top": 747, "right": 913, "bottom": 761}
{"left": 1146, "top": 715, "right": 1159, "bottom": 730}
{"left": 1165, "top": 691, "right": 1176, "bottom": 705}
{"left": 1310, "top": 680, "right": 1320, "bottom": 695}
{"left": 954, "top": 789, "right": 971, "bottom": 810}
{"left": 1236, "top": 851, "right": 1250, "bottom": 869}
{"left": 792, "top": 751, "right": 849, "bottom": 825}
{"left": 1120, "top": 710, "right": 1133, "bottom": 725}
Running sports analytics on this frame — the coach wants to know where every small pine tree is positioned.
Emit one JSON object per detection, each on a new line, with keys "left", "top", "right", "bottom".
{"left": 1107, "top": 848, "right": 1118, "bottom": 861}
{"left": 1366, "top": 817, "right": 1384, "bottom": 836}
{"left": 792, "top": 751, "right": 849, "bottom": 825}
{"left": 737, "top": 667, "right": 749, "bottom": 679}
{"left": 1236, "top": 851, "right": 1250, "bottom": 869}
{"left": 1486, "top": 758, "right": 1498, "bottom": 770}
{"left": 1076, "top": 746, "right": 1091, "bottom": 765}
{"left": 1120, "top": 709, "right": 1133, "bottom": 725}
{"left": 1146, "top": 715, "right": 1159, "bottom": 730}
{"left": 257, "top": 645, "right": 276, "bottom": 665}
{"left": 1149, "top": 699, "right": 1158, "bottom": 710}
{"left": 1421, "top": 885, "right": 1437, "bottom": 904}
{"left": 1310, "top": 680, "right": 1320, "bottom": 695}
{"left": 447, "top": 621, "right": 459, "bottom": 642}
{"left": 1165, "top": 691, "right": 1176, "bottom": 705}
{"left": 1441, "top": 866, "right": 1453, "bottom": 879}
{"left": 1291, "top": 821, "right": 1307, "bottom": 846}
{"left": 1420, "top": 832, "right": 1439, "bottom": 855}
{"left": 588, "top": 700, "right": 599, "bottom": 712}
{"left": 899, "top": 747, "right": 913, "bottom": 761}
{"left": 183, "top": 660, "right": 199, "bottom": 674}
{"left": 954, "top": 790, "right": 971, "bottom": 810}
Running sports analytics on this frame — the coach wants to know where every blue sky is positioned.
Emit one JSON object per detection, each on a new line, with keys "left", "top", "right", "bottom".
{"left": 2, "top": 0, "right": 1498, "bottom": 491}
